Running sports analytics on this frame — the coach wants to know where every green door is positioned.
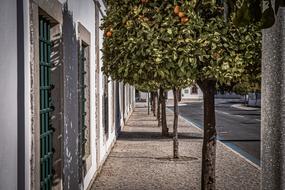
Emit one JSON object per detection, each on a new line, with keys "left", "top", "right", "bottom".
{"left": 39, "top": 16, "right": 54, "bottom": 190}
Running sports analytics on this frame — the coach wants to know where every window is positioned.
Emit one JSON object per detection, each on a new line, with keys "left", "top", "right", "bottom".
{"left": 112, "top": 81, "right": 116, "bottom": 132}
{"left": 39, "top": 16, "right": 54, "bottom": 190}
{"left": 191, "top": 85, "right": 198, "bottom": 94}
{"left": 103, "top": 76, "right": 109, "bottom": 136}
{"left": 79, "top": 44, "right": 90, "bottom": 159}
{"left": 78, "top": 23, "right": 91, "bottom": 172}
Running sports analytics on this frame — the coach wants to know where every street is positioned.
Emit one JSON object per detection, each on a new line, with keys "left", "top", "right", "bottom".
{"left": 168, "top": 99, "right": 261, "bottom": 165}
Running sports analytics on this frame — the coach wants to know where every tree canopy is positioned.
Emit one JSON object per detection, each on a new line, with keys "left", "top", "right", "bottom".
{"left": 101, "top": 0, "right": 261, "bottom": 91}
{"left": 101, "top": 1, "right": 262, "bottom": 188}
{"left": 101, "top": 0, "right": 197, "bottom": 90}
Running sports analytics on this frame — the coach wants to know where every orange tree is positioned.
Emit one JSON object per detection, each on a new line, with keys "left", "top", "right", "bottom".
{"left": 189, "top": 2, "right": 261, "bottom": 189}
{"left": 101, "top": 0, "right": 196, "bottom": 158}
{"left": 101, "top": 0, "right": 261, "bottom": 189}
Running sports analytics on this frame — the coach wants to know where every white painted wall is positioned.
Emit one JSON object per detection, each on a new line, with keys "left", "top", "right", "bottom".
{"left": 0, "top": 0, "right": 18, "bottom": 189}
{"left": 139, "top": 92, "right": 148, "bottom": 101}
{"left": 60, "top": 1, "right": 135, "bottom": 189}
{"left": 59, "top": 0, "right": 97, "bottom": 187}
{"left": 168, "top": 85, "right": 203, "bottom": 100}
{"left": 1, "top": 0, "right": 135, "bottom": 189}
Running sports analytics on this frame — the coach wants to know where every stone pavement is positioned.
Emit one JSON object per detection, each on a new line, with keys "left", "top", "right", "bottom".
{"left": 91, "top": 103, "right": 260, "bottom": 190}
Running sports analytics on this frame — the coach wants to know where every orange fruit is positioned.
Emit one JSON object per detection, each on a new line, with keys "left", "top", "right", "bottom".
{"left": 106, "top": 31, "right": 112, "bottom": 37}
{"left": 181, "top": 17, "right": 189, "bottom": 23}
{"left": 213, "top": 53, "right": 220, "bottom": 60}
{"left": 174, "top": 5, "right": 180, "bottom": 15}
{"left": 178, "top": 12, "right": 185, "bottom": 18}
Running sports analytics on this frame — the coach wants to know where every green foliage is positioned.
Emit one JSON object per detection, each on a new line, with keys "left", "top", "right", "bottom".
{"left": 101, "top": 0, "right": 198, "bottom": 90}
{"left": 228, "top": 0, "right": 285, "bottom": 29}
{"left": 233, "top": 81, "right": 261, "bottom": 95}
{"left": 101, "top": 0, "right": 261, "bottom": 92}
{"left": 190, "top": 2, "right": 261, "bottom": 87}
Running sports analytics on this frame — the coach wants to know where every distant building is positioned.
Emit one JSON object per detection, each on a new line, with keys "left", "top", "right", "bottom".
{"left": 168, "top": 85, "right": 203, "bottom": 101}
{"left": 136, "top": 91, "right": 149, "bottom": 102}
{"left": 136, "top": 85, "right": 203, "bottom": 102}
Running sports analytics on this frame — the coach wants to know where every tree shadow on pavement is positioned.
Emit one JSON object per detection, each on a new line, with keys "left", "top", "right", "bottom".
{"left": 118, "top": 131, "right": 202, "bottom": 141}
{"left": 108, "top": 154, "right": 198, "bottom": 163}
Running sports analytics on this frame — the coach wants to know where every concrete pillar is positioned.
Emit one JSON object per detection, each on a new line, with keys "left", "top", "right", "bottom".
{"left": 261, "top": 2, "right": 285, "bottom": 189}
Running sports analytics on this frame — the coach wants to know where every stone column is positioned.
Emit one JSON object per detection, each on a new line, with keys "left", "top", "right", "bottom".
{"left": 262, "top": 1, "right": 285, "bottom": 189}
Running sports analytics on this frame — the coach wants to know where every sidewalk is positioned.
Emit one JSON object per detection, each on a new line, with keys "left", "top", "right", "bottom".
{"left": 91, "top": 103, "right": 260, "bottom": 190}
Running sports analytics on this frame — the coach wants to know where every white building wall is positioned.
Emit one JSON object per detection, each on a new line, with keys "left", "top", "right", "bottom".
{"left": 58, "top": 0, "right": 97, "bottom": 187}
{"left": 168, "top": 85, "right": 203, "bottom": 100}
{"left": 1, "top": 0, "right": 135, "bottom": 189}
{"left": 138, "top": 92, "right": 148, "bottom": 101}
{"left": 61, "top": 1, "right": 135, "bottom": 189}
{"left": 0, "top": 1, "right": 18, "bottom": 189}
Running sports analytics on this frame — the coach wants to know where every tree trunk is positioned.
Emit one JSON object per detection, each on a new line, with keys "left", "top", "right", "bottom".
{"left": 255, "top": 92, "right": 258, "bottom": 106}
{"left": 178, "top": 89, "right": 182, "bottom": 102}
{"left": 198, "top": 79, "right": 217, "bottom": 190}
{"left": 160, "top": 87, "right": 169, "bottom": 137}
{"left": 152, "top": 92, "right": 157, "bottom": 117}
{"left": 173, "top": 87, "right": 179, "bottom": 159}
{"left": 151, "top": 92, "right": 154, "bottom": 112}
{"left": 261, "top": 7, "right": 285, "bottom": 188}
{"left": 223, "top": 0, "right": 230, "bottom": 22}
{"left": 157, "top": 90, "right": 161, "bottom": 127}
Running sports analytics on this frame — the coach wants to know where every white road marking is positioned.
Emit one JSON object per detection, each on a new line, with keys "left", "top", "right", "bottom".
{"left": 215, "top": 110, "right": 245, "bottom": 118}
{"left": 168, "top": 108, "right": 261, "bottom": 170}
{"left": 231, "top": 104, "right": 260, "bottom": 111}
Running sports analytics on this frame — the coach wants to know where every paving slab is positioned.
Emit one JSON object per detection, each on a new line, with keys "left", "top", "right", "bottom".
{"left": 91, "top": 103, "right": 260, "bottom": 190}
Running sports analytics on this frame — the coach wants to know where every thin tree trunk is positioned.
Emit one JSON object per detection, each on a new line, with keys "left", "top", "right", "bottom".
{"left": 178, "top": 89, "right": 182, "bottom": 102}
{"left": 173, "top": 87, "right": 179, "bottom": 159}
{"left": 151, "top": 92, "right": 154, "bottom": 112}
{"left": 157, "top": 90, "right": 161, "bottom": 127}
{"left": 198, "top": 80, "right": 217, "bottom": 190}
{"left": 160, "top": 87, "right": 169, "bottom": 137}
{"left": 153, "top": 92, "right": 157, "bottom": 117}
{"left": 255, "top": 92, "right": 258, "bottom": 106}
{"left": 147, "top": 92, "right": 150, "bottom": 115}
{"left": 223, "top": 0, "right": 230, "bottom": 22}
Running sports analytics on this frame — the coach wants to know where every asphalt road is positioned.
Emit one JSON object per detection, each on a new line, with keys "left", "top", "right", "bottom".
{"left": 168, "top": 99, "right": 261, "bottom": 165}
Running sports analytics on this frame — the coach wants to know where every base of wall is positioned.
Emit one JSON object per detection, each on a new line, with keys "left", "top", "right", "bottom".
{"left": 86, "top": 108, "right": 134, "bottom": 190}
{"left": 86, "top": 137, "right": 116, "bottom": 190}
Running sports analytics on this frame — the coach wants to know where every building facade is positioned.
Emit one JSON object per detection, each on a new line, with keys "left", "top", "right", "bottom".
{"left": 167, "top": 85, "right": 203, "bottom": 101}
{"left": 0, "top": 0, "right": 135, "bottom": 190}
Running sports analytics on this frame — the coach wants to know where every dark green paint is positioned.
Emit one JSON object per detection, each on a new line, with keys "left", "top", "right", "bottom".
{"left": 39, "top": 16, "right": 53, "bottom": 190}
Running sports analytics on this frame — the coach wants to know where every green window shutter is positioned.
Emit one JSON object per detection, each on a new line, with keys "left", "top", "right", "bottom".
{"left": 39, "top": 16, "right": 54, "bottom": 190}
{"left": 79, "top": 47, "right": 87, "bottom": 158}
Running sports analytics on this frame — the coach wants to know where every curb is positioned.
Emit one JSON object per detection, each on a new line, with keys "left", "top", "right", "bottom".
{"left": 166, "top": 108, "right": 261, "bottom": 170}
{"left": 231, "top": 104, "right": 260, "bottom": 111}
